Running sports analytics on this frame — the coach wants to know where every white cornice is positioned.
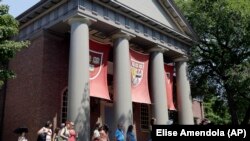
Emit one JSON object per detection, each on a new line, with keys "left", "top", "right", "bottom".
{"left": 102, "top": 0, "right": 196, "bottom": 44}
{"left": 17, "top": 0, "right": 68, "bottom": 29}
{"left": 159, "top": 0, "right": 198, "bottom": 41}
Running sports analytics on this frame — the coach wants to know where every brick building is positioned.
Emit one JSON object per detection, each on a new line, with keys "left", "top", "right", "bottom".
{"left": 192, "top": 99, "right": 205, "bottom": 124}
{"left": 1, "top": 0, "right": 198, "bottom": 141}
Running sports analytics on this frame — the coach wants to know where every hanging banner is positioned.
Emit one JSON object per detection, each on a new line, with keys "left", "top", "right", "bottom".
{"left": 89, "top": 40, "right": 111, "bottom": 100}
{"left": 130, "top": 49, "right": 151, "bottom": 104}
{"left": 164, "top": 64, "right": 176, "bottom": 110}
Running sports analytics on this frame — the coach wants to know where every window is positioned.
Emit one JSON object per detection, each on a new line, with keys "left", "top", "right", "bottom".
{"left": 62, "top": 89, "right": 68, "bottom": 123}
{"left": 140, "top": 104, "right": 150, "bottom": 130}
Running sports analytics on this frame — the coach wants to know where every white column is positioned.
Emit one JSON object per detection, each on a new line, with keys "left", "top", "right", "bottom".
{"left": 112, "top": 31, "right": 134, "bottom": 136}
{"left": 175, "top": 58, "right": 194, "bottom": 124}
{"left": 67, "top": 18, "right": 91, "bottom": 140}
{"left": 149, "top": 47, "right": 169, "bottom": 124}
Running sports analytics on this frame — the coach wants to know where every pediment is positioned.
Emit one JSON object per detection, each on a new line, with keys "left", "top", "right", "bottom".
{"left": 112, "top": 0, "right": 195, "bottom": 39}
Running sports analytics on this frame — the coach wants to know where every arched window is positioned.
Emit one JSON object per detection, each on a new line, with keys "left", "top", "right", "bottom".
{"left": 62, "top": 89, "right": 68, "bottom": 123}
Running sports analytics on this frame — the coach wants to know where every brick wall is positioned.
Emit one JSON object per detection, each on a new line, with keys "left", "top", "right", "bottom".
{"left": 2, "top": 31, "right": 69, "bottom": 141}
{"left": 192, "top": 99, "right": 204, "bottom": 124}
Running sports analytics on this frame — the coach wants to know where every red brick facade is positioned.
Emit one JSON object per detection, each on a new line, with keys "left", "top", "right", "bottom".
{"left": 2, "top": 31, "right": 69, "bottom": 141}
{"left": 192, "top": 99, "right": 204, "bottom": 124}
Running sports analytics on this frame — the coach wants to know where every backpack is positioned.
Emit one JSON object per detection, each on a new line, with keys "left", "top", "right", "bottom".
{"left": 57, "top": 127, "right": 67, "bottom": 141}
{"left": 37, "top": 133, "right": 46, "bottom": 141}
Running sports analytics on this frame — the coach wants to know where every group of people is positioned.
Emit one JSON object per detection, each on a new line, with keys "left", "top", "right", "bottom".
{"left": 16, "top": 118, "right": 159, "bottom": 141}
{"left": 91, "top": 122, "right": 136, "bottom": 141}
{"left": 114, "top": 123, "right": 136, "bottom": 141}
{"left": 91, "top": 122, "right": 109, "bottom": 141}
{"left": 36, "top": 120, "right": 77, "bottom": 141}
{"left": 17, "top": 117, "right": 212, "bottom": 141}
{"left": 199, "top": 118, "right": 212, "bottom": 125}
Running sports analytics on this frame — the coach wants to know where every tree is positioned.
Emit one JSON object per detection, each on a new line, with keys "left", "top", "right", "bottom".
{"left": 0, "top": 2, "right": 29, "bottom": 89}
{"left": 175, "top": 0, "right": 250, "bottom": 124}
{"left": 203, "top": 94, "right": 230, "bottom": 125}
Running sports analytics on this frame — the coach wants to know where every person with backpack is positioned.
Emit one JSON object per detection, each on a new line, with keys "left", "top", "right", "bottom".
{"left": 58, "top": 121, "right": 70, "bottom": 141}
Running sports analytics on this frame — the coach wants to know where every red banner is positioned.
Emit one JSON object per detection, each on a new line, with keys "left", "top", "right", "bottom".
{"left": 89, "top": 40, "right": 111, "bottom": 100}
{"left": 130, "top": 49, "right": 151, "bottom": 104}
{"left": 164, "top": 64, "right": 176, "bottom": 110}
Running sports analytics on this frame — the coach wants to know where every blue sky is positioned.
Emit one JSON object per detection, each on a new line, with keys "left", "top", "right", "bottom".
{"left": 1, "top": 0, "right": 40, "bottom": 17}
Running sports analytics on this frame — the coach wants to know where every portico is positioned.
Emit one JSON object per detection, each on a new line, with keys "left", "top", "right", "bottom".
{"left": 2, "top": 0, "right": 196, "bottom": 141}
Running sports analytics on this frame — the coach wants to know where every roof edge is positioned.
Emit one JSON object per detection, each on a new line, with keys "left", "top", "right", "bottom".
{"left": 108, "top": 0, "right": 194, "bottom": 44}
{"left": 16, "top": 0, "right": 49, "bottom": 20}
{"left": 161, "top": 0, "right": 199, "bottom": 42}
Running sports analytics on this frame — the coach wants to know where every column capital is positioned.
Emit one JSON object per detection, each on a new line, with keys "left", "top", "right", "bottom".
{"left": 148, "top": 44, "right": 169, "bottom": 53}
{"left": 68, "top": 16, "right": 97, "bottom": 26}
{"left": 111, "top": 29, "right": 136, "bottom": 40}
{"left": 174, "top": 56, "right": 189, "bottom": 62}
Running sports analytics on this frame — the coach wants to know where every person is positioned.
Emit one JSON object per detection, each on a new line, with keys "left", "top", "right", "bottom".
{"left": 52, "top": 127, "right": 60, "bottom": 141}
{"left": 115, "top": 122, "right": 125, "bottom": 141}
{"left": 148, "top": 118, "right": 156, "bottom": 141}
{"left": 37, "top": 120, "right": 53, "bottom": 141}
{"left": 200, "top": 118, "right": 211, "bottom": 125}
{"left": 99, "top": 124, "right": 109, "bottom": 141}
{"left": 14, "top": 127, "right": 28, "bottom": 141}
{"left": 59, "top": 121, "right": 70, "bottom": 141}
{"left": 167, "top": 120, "right": 173, "bottom": 125}
{"left": 68, "top": 122, "right": 77, "bottom": 141}
{"left": 126, "top": 125, "right": 136, "bottom": 141}
{"left": 59, "top": 123, "right": 65, "bottom": 133}
{"left": 149, "top": 118, "right": 156, "bottom": 130}
{"left": 18, "top": 131, "right": 28, "bottom": 141}
{"left": 92, "top": 122, "right": 101, "bottom": 141}
{"left": 56, "top": 123, "right": 65, "bottom": 141}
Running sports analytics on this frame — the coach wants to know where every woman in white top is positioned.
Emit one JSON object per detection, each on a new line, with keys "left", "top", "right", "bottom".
{"left": 37, "top": 121, "right": 53, "bottom": 141}
{"left": 18, "top": 132, "right": 28, "bottom": 141}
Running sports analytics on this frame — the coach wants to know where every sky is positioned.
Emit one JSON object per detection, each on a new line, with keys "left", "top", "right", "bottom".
{"left": 1, "top": 0, "right": 40, "bottom": 17}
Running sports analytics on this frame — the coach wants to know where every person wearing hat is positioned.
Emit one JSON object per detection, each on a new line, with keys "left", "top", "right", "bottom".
{"left": 14, "top": 127, "right": 28, "bottom": 141}
{"left": 18, "top": 132, "right": 28, "bottom": 141}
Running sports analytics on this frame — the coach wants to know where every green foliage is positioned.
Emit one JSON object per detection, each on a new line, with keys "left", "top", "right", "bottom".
{"left": 229, "top": 0, "right": 250, "bottom": 16}
{"left": 175, "top": 0, "right": 250, "bottom": 124}
{"left": 203, "top": 96, "right": 230, "bottom": 125}
{"left": 0, "top": 4, "right": 29, "bottom": 88}
{"left": 225, "top": 62, "right": 250, "bottom": 121}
